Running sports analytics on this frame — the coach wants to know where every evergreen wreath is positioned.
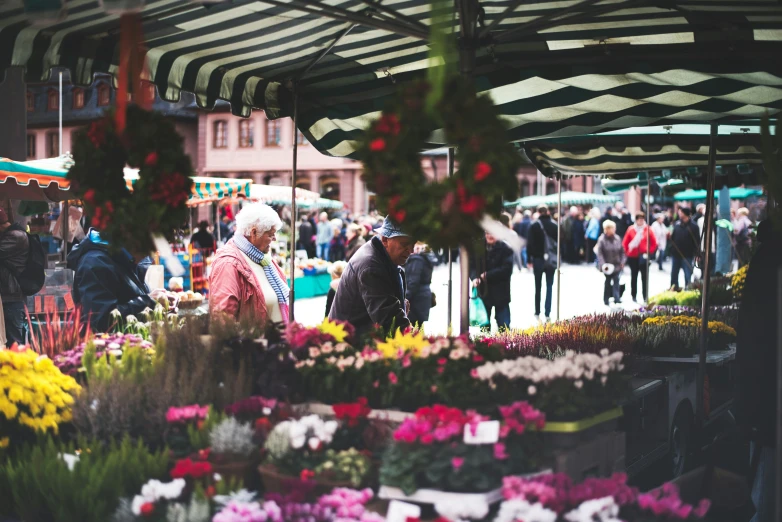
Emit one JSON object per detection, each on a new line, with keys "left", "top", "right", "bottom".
{"left": 69, "top": 105, "right": 194, "bottom": 255}
{"left": 359, "top": 77, "right": 521, "bottom": 249}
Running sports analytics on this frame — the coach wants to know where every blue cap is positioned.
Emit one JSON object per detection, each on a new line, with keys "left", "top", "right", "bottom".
{"left": 377, "top": 216, "right": 410, "bottom": 239}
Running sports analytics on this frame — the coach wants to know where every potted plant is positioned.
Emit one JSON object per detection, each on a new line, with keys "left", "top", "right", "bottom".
{"left": 209, "top": 417, "right": 260, "bottom": 485}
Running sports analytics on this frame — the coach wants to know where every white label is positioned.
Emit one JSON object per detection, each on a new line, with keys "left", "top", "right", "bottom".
{"left": 463, "top": 420, "right": 500, "bottom": 445}
{"left": 386, "top": 501, "right": 421, "bottom": 522}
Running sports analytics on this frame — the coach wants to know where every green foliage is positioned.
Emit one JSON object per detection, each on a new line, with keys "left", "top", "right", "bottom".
{"left": 187, "top": 407, "right": 228, "bottom": 452}
{"left": 1, "top": 436, "right": 169, "bottom": 522}
{"left": 314, "top": 448, "right": 372, "bottom": 487}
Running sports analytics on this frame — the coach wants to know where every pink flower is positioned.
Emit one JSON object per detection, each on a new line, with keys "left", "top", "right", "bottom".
{"left": 388, "top": 372, "right": 398, "bottom": 384}
{"left": 437, "top": 367, "right": 445, "bottom": 374}
{"left": 430, "top": 385, "right": 438, "bottom": 393}
{"left": 402, "top": 356, "right": 412, "bottom": 368}
{"left": 373, "top": 380, "right": 380, "bottom": 388}
{"left": 470, "top": 368, "right": 479, "bottom": 378}
{"left": 421, "top": 434, "right": 434, "bottom": 445}
{"left": 494, "top": 442, "right": 509, "bottom": 460}
{"left": 451, "top": 457, "right": 464, "bottom": 471}
{"left": 693, "top": 499, "right": 711, "bottom": 518}
{"left": 437, "top": 358, "right": 447, "bottom": 365}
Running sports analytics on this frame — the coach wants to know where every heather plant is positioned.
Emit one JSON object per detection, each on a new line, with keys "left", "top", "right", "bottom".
{"left": 209, "top": 418, "right": 255, "bottom": 461}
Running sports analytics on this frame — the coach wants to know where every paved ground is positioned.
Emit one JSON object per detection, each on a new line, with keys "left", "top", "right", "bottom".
{"left": 293, "top": 257, "right": 678, "bottom": 334}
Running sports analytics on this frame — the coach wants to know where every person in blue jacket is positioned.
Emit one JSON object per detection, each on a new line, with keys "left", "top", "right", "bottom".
{"left": 67, "top": 229, "right": 157, "bottom": 332}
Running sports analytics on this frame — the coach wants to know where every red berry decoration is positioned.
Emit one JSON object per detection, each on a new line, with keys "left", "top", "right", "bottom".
{"left": 140, "top": 502, "right": 155, "bottom": 517}
{"left": 360, "top": 77, "right": 520, "bottom": 249}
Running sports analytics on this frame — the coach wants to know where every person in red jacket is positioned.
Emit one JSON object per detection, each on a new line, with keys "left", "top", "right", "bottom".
{"left": 622, "top": 213, "right": 657, "bottom": 303}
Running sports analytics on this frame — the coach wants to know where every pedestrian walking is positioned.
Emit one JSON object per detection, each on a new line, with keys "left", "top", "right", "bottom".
{"left": 471, "top": 232, "right": 514, "bottom": 330}
{"left": 596, "top": 220, "right": 626, "bottom": 306}
{"left": 622, "top": 213, "right": 657, "bottom": 303}
{"left": 316, "top": 212, "right": 332, "bottom": 260}
{"left": 734, "top": 207, "right": 754, "bottom": 268}
{"left": 325, "top": 261, "right": 346, "bottom": 317}
{"left": 0, "top": 209, "right": 30, "bottom": 345}
{"left": 651, "top": 214, "right": 668, "bottom": 270}
{"left": 572, "top": 211, "right": 586, "bottom": 264}
{"left": 585, "top": 208, "right": 601, "bottom": 264}
{"left": 527, "top": 205, "right": 558, "bottom": 322}
{"left": 406, "top": 243, "right": 437, "bottom": 327}
{"left": 513, "top": 210, "right": 532, "bottom": 267}
{"left": 613, "top": 201, "right": 633, "bottom": 238}
{"left": 669, "top": 208, "right": 700, "bottom": 289}
{"left": 344, "top": 223, "right": 367, "bottom": 262}
{"left": 328, "top": 227, "right": 346, "bottom": 262}
{"left": 298, "top": 216, "right": 316, "bottom": 259}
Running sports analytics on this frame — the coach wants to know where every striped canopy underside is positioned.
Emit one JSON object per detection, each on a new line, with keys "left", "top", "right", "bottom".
{"left": 524, "top": 133, "right": 766, "bottom": 189}
{"left": 505, "top": 190, "right": 619, "bottom": 209}
{"left": 3, "top": 0, "right": 782, "bottom": 158}
{"left": 124, "top": 174, "right": 253, "bottom": 205}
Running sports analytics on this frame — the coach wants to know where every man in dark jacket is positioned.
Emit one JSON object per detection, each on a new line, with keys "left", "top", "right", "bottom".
{"left": 298, "top": 216, "right": 316, "bottom": 259}
{"left": 736, "top": 220, "right": 780, "bottom": 522}
{"left": 513, "top": 210, "right": 532, "bottom": 267}
{"left": 67, "top": 229, "right": 157, "bottom": 332}
{"left": 329, "top": 217, "right": 414, "bottom": 337}
{"left": 190, "top": 221, "right": 215, "bottom": 250}
{"left": 0, "top": 209, "right": 30, "bottom": 345}
{"left": 405, "top": 244, "right": 437, "bottom": 326}
{"left": 669, "top": 208, "right": 700, "bottom": 289}
{"left": 527, "top": 205, "right": 558, "bottom": 321}
{"left": 471, "top": 232, "right": 514, "bottom": 330}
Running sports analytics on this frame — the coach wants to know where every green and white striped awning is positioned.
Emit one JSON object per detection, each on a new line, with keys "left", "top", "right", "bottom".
{"left": 505, "top": 190, "right": 619, "bottom": 209}
{"left": 600, "top": 174, "right": 685, "bottom": 194}
{"left": 125, "top": 172, "right": 252, "bottom": 205}
{"left": 673, "top": 187, "right": 763, "bottom": 201}
{"left": 3, "top": 1, "right": 782, "bottom": 158}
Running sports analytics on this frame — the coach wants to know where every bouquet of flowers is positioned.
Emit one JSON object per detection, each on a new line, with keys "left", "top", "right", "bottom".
{"left": 380, "top": 402, "right": 544, "bottom": 495}
{"left": 286, "top": 319, "right": 354, "bottom": 353}
{"left": 266, "top": 488, "right": 383, "bottom": 522}
{"left": 54, "top": 332, "right": 155, "bottom": 377}
{"left": 473, "top": 350, "right": 628, "bottom": 421}
{"left": 638, "top": 315, "right": 736, "bottom": 355}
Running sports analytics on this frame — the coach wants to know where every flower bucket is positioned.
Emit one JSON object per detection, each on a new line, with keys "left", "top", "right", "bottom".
{"left": 258, "top": 464, "right": 355, "bottom": 500}
{"left": 213, "top": 459, "right": 259, "bottom": 488}
{"left": 541, "top": 407, "right": 623, "bottom": 450}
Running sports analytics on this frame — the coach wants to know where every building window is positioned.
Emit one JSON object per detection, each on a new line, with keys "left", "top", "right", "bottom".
{"left": 46, "top": 132, "right": 59, "bottom": 157}
{"left": 520, "top": 180, "right": 530, "bottom": 198}
{"left": 97, "top": 84, "right": 110, "bottom": 106}
{"left": 296, "top": 130, "right": 308, "bottom": 146}
{"left": 546, "top": 181, "right": 556, "bottom": 196}
{"left": 213, "top": 120, "right": 228, "bottom": 148}
{"left": 26, "top": 134, "right": 36, "bottom": 159}
{"left": 72, "top": 88, "right": 84, "bottom": 109}
{"left": 320, "top": 176, "right": 340, "bottom": 201}
{"left": 26, "top": 91, "right": 34, "bottom": 112}
{"left": 239, "top": 120, "right": 254, "bottom": 148}
{"left": 265, "top": 118, "right": 281, "bottom": 147}
{"left": 48, "top": 90, "right": 59, "bottom": 111}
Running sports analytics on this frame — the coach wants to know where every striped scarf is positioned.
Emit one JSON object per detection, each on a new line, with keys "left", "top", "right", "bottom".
{"left": 234, "top": 235, "right": 290, "bottom": 324}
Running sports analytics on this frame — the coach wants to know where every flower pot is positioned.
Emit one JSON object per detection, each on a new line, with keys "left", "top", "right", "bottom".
{"left": 258, "top": 464, "right": 355, "bottom": 500}
{"left": 541, "top": 407, "right": 623, "bottom": 450}
{"left": 212, "top": 459, "right": 258, "bottom": 487}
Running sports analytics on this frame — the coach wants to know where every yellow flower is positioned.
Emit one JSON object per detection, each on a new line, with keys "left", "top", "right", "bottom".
{"left": 643, "top": 315, "right": 736, "bottom": 337}
{"left": 317, "top": 318, "right": 348, "bottom": 343}
{"left": 0, "top": 437, "right": 9, "bottom": 448}
{"left": 375, "top": 330, "right": 431, "bottom": 359}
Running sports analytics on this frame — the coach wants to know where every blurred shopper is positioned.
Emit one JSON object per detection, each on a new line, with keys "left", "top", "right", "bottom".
{"left": 190, "top": 221, "right": 215, "bottom": 250}
{"left": 734, "top": 207, "right": 754, "bottom": 268}
{"left": 298, "top": 215, "right": 316, "bottom": 259}
{"left": 513, "top": 210, "right": 532, "bottom": 267}
{"left": 472, "top": 231, "right": 514, "bottom": 330}
{"left": 572, "top": 210, "right": 586, "bottom": 264}
{"left": 345, "top": 223, "right": 367, "bottom": 262}
{"left": 651, "top": 214, "right": 668, "bottom": 270}
{"left": 561, "top": 206, "right": 577, "bottom": 263}
{"left": 669, "top": 208, "right": 700, "bottom": 289}
{"left": 596, "top": 220, "right": 625, "bottom": 306}
{"left": 328, "top": 227, "right": 346, "bottom": 262}
{"left": 406, "top": 243, "right": 437, "bottom": 327}
{"left": 585, "top": 208, "right": 601, "bottom": 264}
{"left": 622, "top": 213, "right": 657, "bottom": 303}
{"left": 325, "top": 260, "right": 347, "bottom": 317}
{"left": 316, "top": 212, "right": 332, "bottom": 260}
{"left": 614, "top": 201, "right": 633, "bottom": 238}
{"left": 527, "top": 205, "right": 558, "bottom": 322}
{"left": 0, "top": 209, "right": 30, "bottom": 345}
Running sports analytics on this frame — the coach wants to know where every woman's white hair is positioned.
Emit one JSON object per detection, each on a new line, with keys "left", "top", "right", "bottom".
{"left": 235, "top": 203, "right": 283, "bottom": 238}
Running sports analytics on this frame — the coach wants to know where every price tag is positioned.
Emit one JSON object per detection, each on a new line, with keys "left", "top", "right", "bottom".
{"left": 463, "top": 420, "right": 500, "bottom": 445}
{"left": 386, "top": 501, "right": 421, "bottom": 522}
{"left": 64, "top": 292, "right": 75, "bottom": 310}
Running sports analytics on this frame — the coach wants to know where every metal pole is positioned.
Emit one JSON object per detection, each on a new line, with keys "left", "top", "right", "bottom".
{"left": 447, "top": 147, "right": 454, "bottom": 329}
{"left": 215, "top": 202, "right": 221, "bottom": 243}
{"left": 777, "top": 267, "right": 782, "bottom": 522}
{"left": 460, "top": 246, "right": 469, "bottom": 334}
{"left": 646, "top": 177, "right": 650, "bottom": 303}
{"left": 697, "top": 123, "right": 718, "bottom": 426}
{"left": 58, "top": 71, "right": 62, "bottom": 156}
{"left": 556, "top": 174, "right": 562, "bottom": 321}
{"left": 62, "top": 201, "right": 69, "bottom": 261}
{"left": 289, "top": 92, "right": 299, "bottom": 322}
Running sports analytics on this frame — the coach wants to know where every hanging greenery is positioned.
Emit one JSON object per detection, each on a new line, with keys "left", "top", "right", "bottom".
{"left": 69, "top": 106, "right": 194, "bottom": 255}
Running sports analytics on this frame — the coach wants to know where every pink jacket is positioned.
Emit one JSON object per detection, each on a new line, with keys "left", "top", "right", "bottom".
{"left": 208, "top": 239, "right": 287, "bottom": 322}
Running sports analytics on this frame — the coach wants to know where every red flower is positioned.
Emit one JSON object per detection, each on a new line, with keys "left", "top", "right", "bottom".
{"left": 197, "top": 448, "right": 211, "bottom": 461}
{"left": 300, "top": 469, "right": 315, "bottom": 481}
{"left": 369, "top": 138, "right": 386, "bottom": 152}
{"left": 473, "top": 354, "right": 484, "bottom": 362}
{"left": 150, "top": 172, "right": 190, "bottom": 208}
{"left": 375, "top": 114, "right": 401, "bottom": 136}
{"left": 388, "top": 372, "right": 398, "bottom": 384}
{"left": 145, "top": 152, "right": 158, "bottom": 166}
{"left": 391, "top": 209, "right": 407, "bottom": 223}
{"left": 205, "top": 485, "right": 216, "bottom": 498}
{"left": 459, "top": 195, "right": 485, "bottom": 217}
{"left": 255, "top": 417, "right": 272, "bottom": 431}
{"left": 437, "top": 358, "right": 447, "bottom": 365}
{"left": 474, "top": 162, "right": 492, "bottom": 181}
{"left": 170, "top": 458, "right": 213, "bottom": 479}
{"left": 140, "top": 502, "right": 155, "bottom": 517}
{"left": 387, "top": 195, "right": 407, "bottom": 223}
{"left": 83, "top": 189, "right": 96, "bottom": 205}
{"left": 333, "top": 397, "right": 372, "bottom": 427}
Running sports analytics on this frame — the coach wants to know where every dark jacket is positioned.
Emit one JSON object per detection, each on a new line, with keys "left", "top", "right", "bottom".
{"left": 190, "top": 230, "right": 215, "bottom": 250}
{"left": 527, "top": 216, "right": 558, "bottom": 260}
{"left": 513, "top": 217, "right": 531, "bottom": 240}
{"left": 328, "top": 236, "right": 410, "bottom": 336}
{"left": 325, "top": 278, "right": 339, "bottom": 317}
{"left": 299, "top": 221, "right": 315, "bottom": 247}
{"left": 616, "top": 211, "right": 633, "bottom": 238}
{"left": 0, "top": 224, "right": 29, "bottom": 303}
{"left": 572, "top": 217, "right": 586, "bottom": 250}
{"left": 471, "top": 241, "right": 514, "bottom": 308}
{"left": 405, "top": 252, "right": 436, "bottom": 325}
{"left": 67, "top": 231, "right": 156, "bottom": 332}
{"left": 329, "top": 235, "right": 346, "bottom": 262}
{"left": 345, "top": 236, "right": 366, "bottom": 262}
{"left": 737, "top": 220, "right": 780, "bottom": 446}
{"left": 669, "top": 219, "right": 700, "bottom": 259}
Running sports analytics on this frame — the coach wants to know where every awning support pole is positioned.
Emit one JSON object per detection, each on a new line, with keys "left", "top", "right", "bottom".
{"left": 289, "top": 91, "right": 299, "bottom": 322}
{"left": 62, "top": 201, "right": 69, "bottom": 261}
{"left": 447, "top": 147, "right": 455, "bottom": 330}
{"left": 556, "top": 173, "right": 562, "bottom": 321}
{"left": 645, "top": 176, "right": 651, "bottom": 303}
{"left": 696, "top": 122, "right": 718, "bottom": 426}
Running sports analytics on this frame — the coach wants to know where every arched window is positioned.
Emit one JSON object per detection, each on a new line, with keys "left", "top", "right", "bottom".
{"left": 520, "top": 180, "right": 530, "bottom": 198}
{"left": 97, "top": 83, "right": 111, "bottom": 106}
{"left": 546, "top": 181, "right": 556, "bottom": 195}
{"left": 213, "top": 121, "right": 228, "bottom": 148}
{"left": 47, "top": 90, "right": 59, "bottom": 111}
{"left": 239, "top": 120, "right": 254, "bottom": 148}
{"left": 265, "top": 118, "right": 281, "bottom": 147}
{"left": 72, "top": 88, "right": 84, "bottom": 109}
{"left": 46, "top": 131, "right": 59, "bottom": 157}
{"left": 320, "top": 175, "right": 340, "bottom": 201}
{"left": 26, "top": 134, "right": 36, "bottom": 158}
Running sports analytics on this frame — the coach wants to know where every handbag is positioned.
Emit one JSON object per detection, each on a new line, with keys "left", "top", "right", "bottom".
{"left": 469, "top": 287, "right": 490, "bottom": 328}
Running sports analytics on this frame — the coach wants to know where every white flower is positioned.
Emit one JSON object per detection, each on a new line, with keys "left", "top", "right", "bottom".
{"left": 528, "top": 385, "right": 537, "bottom": 396}
{"left": 436, "top": 498, "right": 489, "bottom": 521}
{"left": 308, "top": 437, "right": 320, "bottom": 451}
{"left": 90, "top": 399, "right": 100, "bottom": 411}
{"left": 355, "top": 357, "right": 365, "bottom": 370}
{"left": 59, "top": 453, "right": 79, "bottom": 471}
{"left": 601, "top": 376, "right": 608, "bottom": 386}
{"left": 495, "top": 500, "right": 557, "bottom": 522}
{"left": 214, "top": 473, "right": 223, "bottom": 482}
{"left": 131, "top": 479, "right": 186, "bottom": 515}
{"left": 574, "top": 380, "right": 583, "bottom": 389}
{"left": 564, "top": 497, "right": 621, "bottom": 522}
{"left": 110, "top": 309, "right": 122, "bottom": 319}
{"left": 126, "top": 315, "right": 138, "bottom": 324}
{"left": 108, "top": 342, "right": 121, "bottom": 350}
{"left": 262, "top": 407, "right": 272, "bottom": 416}
{"left": 213, "top": 489, "right": 257, "bottom": 508}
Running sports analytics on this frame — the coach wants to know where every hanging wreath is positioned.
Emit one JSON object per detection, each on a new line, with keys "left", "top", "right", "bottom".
{"left": 69, "top": 105, "right": 194, "bottom": 255}
{"left": 359, "top": 77, "right": 521, "bottom": 249}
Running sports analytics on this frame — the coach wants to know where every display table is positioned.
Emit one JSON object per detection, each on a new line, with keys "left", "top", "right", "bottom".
{"left": 288, "top": 273, "right": 331, "bottom": 299}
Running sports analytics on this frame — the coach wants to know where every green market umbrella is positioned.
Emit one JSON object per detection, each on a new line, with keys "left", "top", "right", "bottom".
{"left": 673, "top": 187, "right": 764, "bottom": 201}
{"left": 505, "top": 191, "right": 619, "bottom": 210}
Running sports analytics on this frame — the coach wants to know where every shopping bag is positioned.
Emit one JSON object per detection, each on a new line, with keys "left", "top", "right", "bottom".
{"left": 469, "top": 287, "right": 490, "bottom": 328}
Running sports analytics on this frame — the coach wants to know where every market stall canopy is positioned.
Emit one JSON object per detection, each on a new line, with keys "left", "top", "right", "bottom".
{"left": 3, "top": 1, "right": 782, "bottom": 158}
{"left": 673, "top": 187, "right": 763, "bottom": 201}
{"left": 600, "top": 175, "right": 685, "bottom": 194}
{"left": 505, "top": 191, "right": 619, "bottom": 210}
{"left": 249, "top": 184, "right": 342, "bottom": 209}
{"left": 124, "top": 172, "right": 253, "bottom": 206}
{"left": 0, "top": 156, "right": 71, "bottom": 202}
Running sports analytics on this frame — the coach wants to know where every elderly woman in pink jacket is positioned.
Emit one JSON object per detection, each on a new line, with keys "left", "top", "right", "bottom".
{"left": 209, "top": 203, "right": 289, "bottom": 324}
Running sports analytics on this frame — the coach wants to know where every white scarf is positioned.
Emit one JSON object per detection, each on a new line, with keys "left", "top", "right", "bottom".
{"left": 629, "top": 224, "right": 646, "bottom": 252}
